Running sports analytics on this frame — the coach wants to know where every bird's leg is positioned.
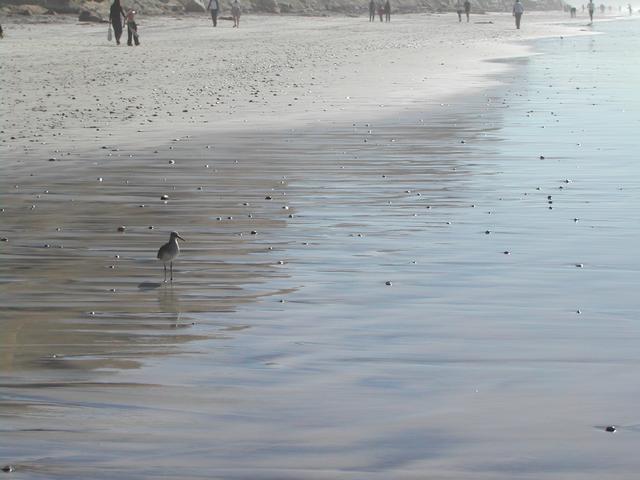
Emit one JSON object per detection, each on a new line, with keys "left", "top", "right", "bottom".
{"left": 170, "top": 261, "right": 173, "bottom": 283}
{"left": 164, "top": 263, "right": 167, "bottom": 283}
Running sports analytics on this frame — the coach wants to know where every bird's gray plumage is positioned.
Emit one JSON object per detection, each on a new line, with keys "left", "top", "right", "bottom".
{"left": 157, "top": 231, "right": 184, "bottom": 282}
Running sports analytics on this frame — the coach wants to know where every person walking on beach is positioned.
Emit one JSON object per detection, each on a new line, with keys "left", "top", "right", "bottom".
{"left": 384, "top": 0, "right": 391, "bottom": 22}
{"left": 377, "top": 2, "right": 384, "bottom": 21}
{"left": 368, "top": 0, "right": 376, "bottom": 22}
{"left": 629, "top": 3, "right": 633, "bottom": 15}
{"left": 207, "top": 0, "right": 219, "bottom": 26}
{"left": 513, "top": 0, "right": 524, "bottom": 29}
{"left": 456, "top": 1, "right": 463, "bottom": 21}
{"left": 587, "top": 0, "right": 595, "bottom": 22}
{"left": 464, "top": 0, "right": 471, "bottom": 22}
{"left": 232, "top": 0, "right": 241, "bottom": 28}
{"left": 109, "top": 0, "right": 126, "bottom": 45}
{"left": 126, "top": 9, "right": 140, "bottom": 46}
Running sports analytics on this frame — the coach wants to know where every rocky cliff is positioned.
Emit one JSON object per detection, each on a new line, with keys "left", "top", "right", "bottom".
{"left": 0, "top": 0, "right": 565, "bottom": 19}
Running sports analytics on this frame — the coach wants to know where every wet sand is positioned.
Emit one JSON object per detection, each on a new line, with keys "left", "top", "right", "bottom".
{"left": 2, "top": 12, "right": 640, "bottom": 480}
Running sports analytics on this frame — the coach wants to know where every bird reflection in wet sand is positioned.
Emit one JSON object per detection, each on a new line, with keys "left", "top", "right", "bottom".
{"left": 157, "top": 231, "right": 185, "bottom": 283}
{"left": 158, "top": 286, "right": 183, "bottom": 328}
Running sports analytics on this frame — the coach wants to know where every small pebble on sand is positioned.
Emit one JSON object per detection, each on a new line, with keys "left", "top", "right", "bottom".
{"left": 605, "top": 425, "right": 616, "bottom": 433}
{"left": 117, "top": 226, "right": 126, "bottom": 232}
{"left": 385, "top": 281, "right": 392, "bottom": 286}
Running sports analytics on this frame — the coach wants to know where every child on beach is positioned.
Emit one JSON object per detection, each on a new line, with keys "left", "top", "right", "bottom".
{"left": 232, "top": 0, "right": 241, "bottom": 28}
{"left": 126, "top": 9, "right": 140, "bottom": 46}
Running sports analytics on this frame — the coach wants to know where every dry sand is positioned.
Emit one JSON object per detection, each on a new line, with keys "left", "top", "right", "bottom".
{"left": 1, "top": 12, "right": 591, "bottom": 162}
{"left": 4, "top": 10, "right": 639, "bottom": 480}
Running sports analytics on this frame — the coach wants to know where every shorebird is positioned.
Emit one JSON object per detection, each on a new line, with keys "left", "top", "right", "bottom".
{"left": 157, "top": 231, "right": 185, "bottom": 283}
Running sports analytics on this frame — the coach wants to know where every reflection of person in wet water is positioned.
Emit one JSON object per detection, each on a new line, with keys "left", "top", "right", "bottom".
{"left": 109, "top": 0, "right": 126, "bottom": 45}
{"left": 369, "top": 0, "right": 376, "bottom": 22}
{"left": 588, "top": 0, "right": 595, "bottom": 22}
{"left": 464, "top": 0, "right": 471, "bottom": 22}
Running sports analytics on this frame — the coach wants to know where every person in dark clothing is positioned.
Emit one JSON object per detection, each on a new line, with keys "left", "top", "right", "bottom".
{"left": 384, "top": 0, "right": 390, "bottom": 22}
{"left": 368, "top": 0, "right": 376, "bottom": 22}
{"left": 513, "top": 0, "right": 524, "bottom": 29}
{"left": 464, "top": 0, "right": 471, "bottom": 22}
{"left": 126, "top": 9, "right": 140, "bottom": 46}
{"left": 378, "top": 2, "right": 384, "bottom": 21}
{"left": 207, "top": 0, "right": 219, "bottom": 27}
{"left": 109, "top": 0, "right": 126, "bottom": 45}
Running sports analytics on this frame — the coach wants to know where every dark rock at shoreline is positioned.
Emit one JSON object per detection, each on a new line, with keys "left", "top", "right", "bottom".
{"left": 78, "top": 9, "right": 104, "bottom": 22}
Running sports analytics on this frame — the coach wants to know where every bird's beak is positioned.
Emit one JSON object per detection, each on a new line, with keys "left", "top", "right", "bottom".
{"left": 177, "top": 235, "right": 185, "bottom": 242}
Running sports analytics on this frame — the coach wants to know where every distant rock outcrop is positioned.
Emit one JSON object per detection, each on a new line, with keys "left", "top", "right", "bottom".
{"left": 0, "top": 0, "right": 566, "bottom": 17}
{"left": 78, "top": 8, "right": 104, "bottom": 20}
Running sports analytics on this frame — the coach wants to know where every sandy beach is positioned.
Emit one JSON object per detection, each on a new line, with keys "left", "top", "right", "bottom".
{"left": 2, "top": 10, "right": 640, "bottom": 479}
{"left": 1, "top": 12, "right": 595, "bottom": 162}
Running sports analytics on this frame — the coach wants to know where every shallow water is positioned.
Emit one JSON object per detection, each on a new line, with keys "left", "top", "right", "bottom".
{"left": 2, "top": 20, "right": 640, "bottom": 479}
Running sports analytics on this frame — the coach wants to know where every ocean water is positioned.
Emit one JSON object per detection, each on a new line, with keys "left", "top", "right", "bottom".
{"left": 2, "top": 20, "right": 640, "bottom": 479}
